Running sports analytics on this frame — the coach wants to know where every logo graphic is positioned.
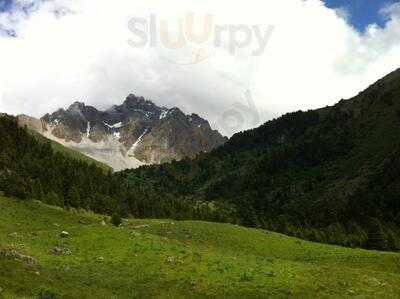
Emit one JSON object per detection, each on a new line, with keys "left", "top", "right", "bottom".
{"left": 218, "top": 90, "right": 261, "bottom": 136}
{"left": 128, "top": 12, "right": 274, "bottom": 65}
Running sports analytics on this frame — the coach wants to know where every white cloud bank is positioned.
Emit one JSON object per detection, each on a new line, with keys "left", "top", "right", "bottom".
{"left": 0, "top": 0, "right": 400, "bottom": 136}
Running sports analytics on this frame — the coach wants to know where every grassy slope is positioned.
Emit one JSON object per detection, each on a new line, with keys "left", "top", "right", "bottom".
{"left": 31, "top": 131, "right": 112, "bottom": 173}
{"left": 0, "top": 197, "right": 399, "bottom": 298}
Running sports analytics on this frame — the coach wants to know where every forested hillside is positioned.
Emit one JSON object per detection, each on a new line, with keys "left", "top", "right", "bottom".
{"left": 2, "top": 69, "right": 400, "bottom": 251}
{"left": 0, "top": 115, "right": 122, "bottom": 213}
{"left": 119, "top": 68, "right": 400, "bottom": 250}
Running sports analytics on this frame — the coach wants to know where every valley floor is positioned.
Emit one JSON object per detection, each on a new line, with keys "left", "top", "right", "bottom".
{"left": 0, "top": 196, "right": 399, "bottom": 298}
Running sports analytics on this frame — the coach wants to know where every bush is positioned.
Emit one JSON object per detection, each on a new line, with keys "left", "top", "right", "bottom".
{"left": 44, "top": 191, "right": 62, "bottom": 206}
{"left": 111, "top": 214, "right": 122, "bottom": 227}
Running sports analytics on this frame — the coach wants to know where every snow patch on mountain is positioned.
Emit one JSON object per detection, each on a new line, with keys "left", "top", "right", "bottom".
{"left": 159, "top": 110, "right": 168, "bottom": 120}
{"left": 103, "top": 121, "right": 123, "bottom": 129}
{"left": 128, "top": 129, "right": 148, "bottom": 157}
{"left": 86, "top": 121, "right": 91, "bottom": 138}
{"left": 43, "top": 126, "right": 143, "bottom": 171}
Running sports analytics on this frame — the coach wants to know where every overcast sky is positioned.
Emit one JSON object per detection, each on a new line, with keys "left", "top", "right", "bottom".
{"left": 0, "top": 0, "right": 400, "bottom": 136}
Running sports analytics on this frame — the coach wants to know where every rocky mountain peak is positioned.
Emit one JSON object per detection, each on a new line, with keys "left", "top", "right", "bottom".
{"left": 123, "top": 94, "right": 158, "bottom": 111}
{"left": 68, "top": 101, "right": 86, "bottom": 110}
{"left": 125, "top": 94, "right": 145, "bottom": 104}
{"left": 25, "top": 95, "right": 227, "bottom": 170}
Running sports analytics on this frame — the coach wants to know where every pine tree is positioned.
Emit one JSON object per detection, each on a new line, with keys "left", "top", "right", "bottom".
{"left": 111, "top": 214, "right": 122, "bottom": 227}
{"left": 366, "top": 218, "right": 389, "bottom": 250}
{"left": 44, "top": 191, "right": 62, "bottom": 206}
{"left": 67, "top": 187, "right": 81, "bottom": 208}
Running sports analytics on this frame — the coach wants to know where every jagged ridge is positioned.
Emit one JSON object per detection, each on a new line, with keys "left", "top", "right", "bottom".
{"left": 20, "top": 94, "right": 227, "bottom": 170}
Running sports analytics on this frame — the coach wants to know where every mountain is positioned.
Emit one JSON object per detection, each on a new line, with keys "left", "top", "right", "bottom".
{"left": 118, "top": 68, "right": 400, "bottom": 250}
{"left": 19, "top": 95, "right": 227, "bottom": 171}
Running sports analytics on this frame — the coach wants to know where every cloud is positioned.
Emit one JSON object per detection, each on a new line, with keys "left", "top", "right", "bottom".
{"left": 0, "top": 0, "right": 400, "bottom": 136}
{"left": 332, "top": 6, "right": 351, "bottom": 23}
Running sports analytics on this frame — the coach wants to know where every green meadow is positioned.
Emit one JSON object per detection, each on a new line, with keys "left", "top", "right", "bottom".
{"left": 0, "top": 196, "right": 399, "bottom": 298}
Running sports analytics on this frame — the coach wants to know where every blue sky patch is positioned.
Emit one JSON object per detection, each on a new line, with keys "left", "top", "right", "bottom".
{"left": 324, "top": 0, "right": 398, "bottom": 31}
{"left": 0, "top": 0, "right": 13, "bottom": 12}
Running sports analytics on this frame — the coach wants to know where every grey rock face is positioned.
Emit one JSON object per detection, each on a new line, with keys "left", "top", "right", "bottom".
{"left": 21, "top": 94, "right": 227, "bottom": 170}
